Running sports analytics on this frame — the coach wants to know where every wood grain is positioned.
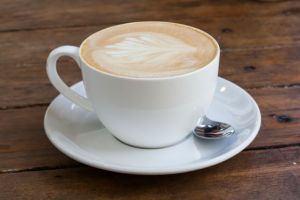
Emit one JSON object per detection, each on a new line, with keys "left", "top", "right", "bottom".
{"left": 0, "top": 0, "right": 298, "bottom": 31}
{"left": 0, "top": 3, "right": 299, "bottom": 108}
{"left": 250, "top": 87, "right": 300, "bottom": 148}
{"left": 1, "top": 146, "right": 299, "bottom": 200}
{"left": 0, "top": 14, "right": 299, "bottom": 66}
{"left": 0, "top": 106, "right": 78, "bottom": 172}
{"left": 1, "top": 45, "right": 300, "bottom": 108}
{"left": 1, "top": 86, "right": 299, "bottom": 171}
{"left": 0, "top": 0, "right": 300, "bottom": 198}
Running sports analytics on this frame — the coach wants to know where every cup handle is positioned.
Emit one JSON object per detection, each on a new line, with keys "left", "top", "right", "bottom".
{"left": 46, "top": 45, "right": 93, "bottom": 111}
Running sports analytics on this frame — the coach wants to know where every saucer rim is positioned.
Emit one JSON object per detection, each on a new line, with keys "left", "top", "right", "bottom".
{"left": 44, "top": 77, "right": 261, "bottom": 175}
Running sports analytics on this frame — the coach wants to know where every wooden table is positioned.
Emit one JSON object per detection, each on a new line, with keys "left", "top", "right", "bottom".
{"left": 1, "top": 0, "right": 299, "bottom": 199}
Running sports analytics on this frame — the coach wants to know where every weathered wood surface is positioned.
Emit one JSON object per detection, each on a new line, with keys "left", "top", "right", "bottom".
{"left": 0, "top": 15, "right": 299, "bottom": 65}
{"left": 1, "top": 146, "right": 299, "bottom": 200}
{"left": 0, "top": 0, "right": 300, "bottom": 199}
{"left": 1, "top": 87, "right": 299, "bottom": 172}
{"left": 1, "top": 1, "right": 299, "bottom": 108}
{"left": 0, "top": 0, "right": 298, "bottom": 31}
{"left": 1, "top": 45, "right": 300, "bottom": 108}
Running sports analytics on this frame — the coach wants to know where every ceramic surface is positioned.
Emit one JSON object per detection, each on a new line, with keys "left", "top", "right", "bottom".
{"left": 44, "top": 77, "right": 261, "bottom": 175}
{"left": 46, "top": 26, "right": 220, "bottom": 148}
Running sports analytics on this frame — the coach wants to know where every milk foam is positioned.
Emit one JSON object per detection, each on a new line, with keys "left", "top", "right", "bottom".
{"left": 81, "top": 22, "right": 217, "bottom": 77}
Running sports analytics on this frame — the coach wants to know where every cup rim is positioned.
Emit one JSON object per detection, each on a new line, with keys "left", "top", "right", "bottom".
{"left": 79, "top": 21, "right": 220, "bottom": 81}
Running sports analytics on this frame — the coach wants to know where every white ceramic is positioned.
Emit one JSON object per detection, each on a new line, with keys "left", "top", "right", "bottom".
{"left": 46, "top": 22, "right": 220, "bottom": 148}
{"left": 44, "top": 78, "right": 261, "bottom": 175}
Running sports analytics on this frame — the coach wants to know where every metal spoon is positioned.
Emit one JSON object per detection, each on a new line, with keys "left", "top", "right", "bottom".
{"left": 193, "top": 116, "right": 235, "bottom": 139}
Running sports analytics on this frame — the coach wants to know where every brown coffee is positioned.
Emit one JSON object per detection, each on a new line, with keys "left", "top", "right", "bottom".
{"left": 80, "top": 22, "right": 218, "bottom": 78}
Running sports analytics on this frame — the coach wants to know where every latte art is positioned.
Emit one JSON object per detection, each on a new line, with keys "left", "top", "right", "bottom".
{"left": 90, "top": 32, "right": 200, "bottom": 75}
{"left": 81, "top": 22, "right": 217, "bottom": 78}
{"left": 101, "top": 33, "right": 197, "bottom": 64}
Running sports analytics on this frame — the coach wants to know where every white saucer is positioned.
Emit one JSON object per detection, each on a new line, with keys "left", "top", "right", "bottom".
{"left": 44, "top": 77, "right": 261, "bottom": 175}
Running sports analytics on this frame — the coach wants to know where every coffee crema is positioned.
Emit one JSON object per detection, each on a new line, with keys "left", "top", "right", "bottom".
{"left": 81, "top": 22, "right": 218, "bottom": 78}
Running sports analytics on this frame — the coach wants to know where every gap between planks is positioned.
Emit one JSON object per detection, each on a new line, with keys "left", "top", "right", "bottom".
{"left": 1, "top": 83, "right": 300, "bottom": 111}
{"left": 0, "top": 23, "right": 115, "bottom": 34}
{"left": 0, "top": 9, "right": 296, "bottom": 35}
{"left": 0, "top": 143, "right": 299, "bottom": 175}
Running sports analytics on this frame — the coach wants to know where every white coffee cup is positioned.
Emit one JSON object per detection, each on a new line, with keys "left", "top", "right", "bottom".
{"left": 47, "top": 26, "right": 220, "bottom": 148}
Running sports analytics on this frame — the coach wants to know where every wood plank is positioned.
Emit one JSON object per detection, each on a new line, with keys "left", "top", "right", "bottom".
{"left": 0, "top": 60, "right": 82, "bottom": 109}
{"left": 0, "top": 0, "right": 298, "bottom": 31}
{"left": 0, "top": 9, "right": 299, "bottom": 108}
{"left": 0, "top": 14, "right": 299, "bottom": 66}
{"left": 1, "top": 146, "right": 299, "bottom": 200}
{"left": 250, "top": 87, "right": 300, "bottom": 148}
{"left": 221, "top": 46, "right": 300, "bottom": 89}
{"left": 1, "top": 1, "right": 299, "bottom": 198}
{"left": 1, "top": 44, "right": 300, "bottom": 108}
{"left": 0, "top": 106, "right": 78, "bottom": 172}
{"left": 0, "top": 86, "right": 299, "bottom": 172}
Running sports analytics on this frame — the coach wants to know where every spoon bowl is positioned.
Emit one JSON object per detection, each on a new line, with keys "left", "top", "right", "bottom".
{"left": 193, "top": 116, "right": 235, "bottom": 139}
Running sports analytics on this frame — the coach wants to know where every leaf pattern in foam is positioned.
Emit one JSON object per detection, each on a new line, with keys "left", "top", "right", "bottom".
{"left": 103, "top": 33, "right": 197, "bottom": 65}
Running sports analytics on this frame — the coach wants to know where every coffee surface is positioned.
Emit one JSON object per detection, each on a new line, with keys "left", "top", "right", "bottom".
{"left": 81, "top": 22, "right": 217, "bottom": 78}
